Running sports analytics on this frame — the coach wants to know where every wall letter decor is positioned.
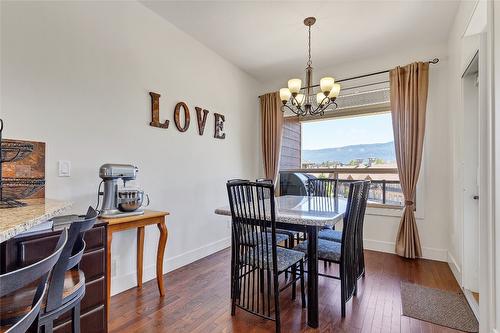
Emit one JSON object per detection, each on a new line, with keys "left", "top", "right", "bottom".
{"left": 214, "top": 113, "right": 226, "bottom": 139}
{"left": 149, "top": 92, "right": 169, "bottom": 128}
{"left": 148, "top": 92, "right": 225, "bottom": 139}
{"left": 195, "top": 107, "right": 209, "bottom": 136}
{"left": 174, "top": 102, "right": 190, "bottom": 132}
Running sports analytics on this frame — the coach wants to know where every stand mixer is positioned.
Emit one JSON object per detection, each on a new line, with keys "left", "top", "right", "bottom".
{"left": 98, "top": 164, "right": 149, "bottom": 218}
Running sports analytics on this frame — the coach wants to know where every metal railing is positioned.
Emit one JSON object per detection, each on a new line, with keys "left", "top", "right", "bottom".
{"left": 280, "top": 168, "right": 403, "bottom": 207}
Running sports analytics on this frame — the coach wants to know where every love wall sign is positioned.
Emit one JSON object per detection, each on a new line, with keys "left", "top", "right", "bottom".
{"left": 149, "top": 92, "right": 226, "bottom": 139}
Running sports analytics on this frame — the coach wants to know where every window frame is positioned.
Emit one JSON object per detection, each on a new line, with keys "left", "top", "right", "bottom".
{"left": 283, "top": 104, "right": 409, "bottom": 211}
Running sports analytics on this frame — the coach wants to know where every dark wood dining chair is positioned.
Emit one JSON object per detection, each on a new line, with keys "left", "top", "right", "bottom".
{"left": 308, "top": 178, "right": 338, "bottom": 231}
{"left": 255, "top": 178, "right": 301, "bottom": 248}
{"left": 307, "top": 178, "right": 338, "bottom": 198}
{"left": 37, "top": 207, "right": 98, "bottom": 333}
{"left": 294, "top": 181, "right": 364, "bottom": 317}
{"left": 318, "top": 180, "right": 370, "bottom": 279}
{"left": 0, "top": 228, "right": 68, "bottom": 333}
{"left": 227, "top": 179, "right": 288, "bottom": 299}
{"left": 227, "top": 180, "right": 306, "bottom": 333}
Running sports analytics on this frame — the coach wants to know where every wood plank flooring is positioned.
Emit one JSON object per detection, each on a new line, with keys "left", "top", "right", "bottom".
{"left": 109, "top": 249, "right": 464, "bottom": 333}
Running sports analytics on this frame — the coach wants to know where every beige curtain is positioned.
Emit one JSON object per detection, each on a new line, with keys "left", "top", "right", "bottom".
{"left": 259, "top": 92, "right": 284, "bottom": 189}
{"left": 390, "top": 62, "right": 429, "bottom": 259}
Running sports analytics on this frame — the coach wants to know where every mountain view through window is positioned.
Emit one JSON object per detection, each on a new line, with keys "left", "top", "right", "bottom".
{"left": 301, "top": 112, "right": 403, "bottom": 206}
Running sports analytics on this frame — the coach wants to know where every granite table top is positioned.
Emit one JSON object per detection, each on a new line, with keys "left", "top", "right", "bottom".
{"left": 0, "top": 198, "right": 72, "bottom": 242}
{"left": 215, "top": 195, "right": 346, "bottom": 227}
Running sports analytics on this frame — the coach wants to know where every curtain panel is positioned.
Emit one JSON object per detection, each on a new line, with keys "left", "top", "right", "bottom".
{"left": 259, "top": 92, "right": 284, "bottom": 190}
{"left": 389, "top": 62, "right": 429, "bottom": 259}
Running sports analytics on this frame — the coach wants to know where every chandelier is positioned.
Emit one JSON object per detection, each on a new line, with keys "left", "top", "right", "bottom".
{"left": 280, "top": 17, "right": 341, "bottom": 117}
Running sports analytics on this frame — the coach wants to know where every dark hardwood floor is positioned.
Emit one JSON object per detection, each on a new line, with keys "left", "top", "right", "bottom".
{"left": 109, "top": 249, "right": 463, "bottom": 333}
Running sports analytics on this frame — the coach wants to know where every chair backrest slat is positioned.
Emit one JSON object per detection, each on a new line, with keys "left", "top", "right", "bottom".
{"left": 356, "top": 180, "right": 370, "bottom": 277}
{"left": 340, "top": 181, "right": 364, "bottom": 305}
{"left": 307, "top": 178, "right": 337, "bottom": 198}
{"left": 0, "top": 228, "right": 68, "bottom": 333}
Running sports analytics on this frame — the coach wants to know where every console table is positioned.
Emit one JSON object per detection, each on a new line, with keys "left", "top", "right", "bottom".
{"left": 101, "top": 210, "right": 169, "bottom": 318}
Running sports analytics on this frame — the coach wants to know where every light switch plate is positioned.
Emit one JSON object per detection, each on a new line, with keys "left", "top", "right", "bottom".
{"left": 58, "top": 160, "right": 71, "bottom": 177}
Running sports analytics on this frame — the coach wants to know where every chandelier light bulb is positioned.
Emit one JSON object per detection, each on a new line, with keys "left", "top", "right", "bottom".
{"left": 320, "top": 77, "right": 335, "bottom": 94}
{"left": 328, "top": 83, "right": 341, "bottom": 98}
{"left": 279, "top": 88, "right": 291, "bottom": 103}
{"left": 316, "top": 92, "right": 328, "bottom": 105}
{"left": 295, "top": 93, "right": 305, "bottom": 106}
{"left": 288, "top": 79, "right": 302, "bottom": 94}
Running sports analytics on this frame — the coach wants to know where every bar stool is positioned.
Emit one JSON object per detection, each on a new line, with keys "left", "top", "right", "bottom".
{"left": 0, "top": 228, "right": 68, "bottom": 333}
{"left": 37, "top": 207, "right": 97, "bottom": 333}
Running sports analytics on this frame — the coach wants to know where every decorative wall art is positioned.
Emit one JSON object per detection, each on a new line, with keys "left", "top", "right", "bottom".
{"left": 149, "top": 92, "right": 226, "bottom": 139}
{"left": 0, "top": 119, "right": 46, "bottom": 208}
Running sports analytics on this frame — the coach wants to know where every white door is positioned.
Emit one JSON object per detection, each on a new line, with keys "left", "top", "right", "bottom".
{"left": 462, "top": 52, "right": 480, "bottom": 298}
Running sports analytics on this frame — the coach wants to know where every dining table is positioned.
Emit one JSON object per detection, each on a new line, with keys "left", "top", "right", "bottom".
{"left": 215, "top": 194, "right": 347, "bottom": 328}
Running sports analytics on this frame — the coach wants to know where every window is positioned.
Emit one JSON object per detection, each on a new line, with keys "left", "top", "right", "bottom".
{"left": 280, "top": 109, "right": 403, "bottom": 208}
{"left": 301, "top": 111, "right": 402, "bottom": 207}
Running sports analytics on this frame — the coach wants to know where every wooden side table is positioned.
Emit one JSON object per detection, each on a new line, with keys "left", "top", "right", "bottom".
{"left": 100, "top": 210, "right": 169, "bottom": 317}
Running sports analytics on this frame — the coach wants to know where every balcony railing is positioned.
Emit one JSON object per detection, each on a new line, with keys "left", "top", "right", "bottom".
{"left": 280, "top": 167, "right": 403, "bottom": 208}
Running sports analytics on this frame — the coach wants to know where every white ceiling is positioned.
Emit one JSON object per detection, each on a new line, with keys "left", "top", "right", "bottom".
{"left": 141, "top": 1, "right": 460, "bottom": 83}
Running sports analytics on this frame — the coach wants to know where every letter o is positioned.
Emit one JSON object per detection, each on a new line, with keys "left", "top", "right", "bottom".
{"left": 174, "top": 102, "right": 190, "bottom": 132}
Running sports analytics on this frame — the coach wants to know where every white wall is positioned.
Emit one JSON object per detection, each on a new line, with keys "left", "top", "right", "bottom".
{"left": 263, "top": 42, "right": 453, "bottom": 262}
{"left": 0, "top": 1, "right": 261, "bottom": 294}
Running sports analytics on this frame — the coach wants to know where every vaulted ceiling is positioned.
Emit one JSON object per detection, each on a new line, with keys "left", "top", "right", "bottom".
{"left": 141, "top": 1, "right": 460, "bottom": 82}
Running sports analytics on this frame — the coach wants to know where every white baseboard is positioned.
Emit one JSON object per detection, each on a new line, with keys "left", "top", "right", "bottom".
{"left": 447, "top": 251, "right": 462, "bottom": 285}
{"left": 363, "top": 238, "right": 448, "bottom": 262}
{"left": 463, "top": 288, "right": 479, "bottom": 319}
{"left": 111, "top": 236, "right": 231, "bottom": 295}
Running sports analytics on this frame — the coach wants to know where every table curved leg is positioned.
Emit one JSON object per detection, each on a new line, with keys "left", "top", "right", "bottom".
{"left": 137, "top": 226, "right": 145, "bottom": 288}
{"left": 156, "top": 221, "right": 168, "bottom": 297}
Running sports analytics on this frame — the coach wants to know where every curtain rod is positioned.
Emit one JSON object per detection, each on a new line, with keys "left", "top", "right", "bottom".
{"left": 258, "top": 58, "right": 439, "bottom": 98}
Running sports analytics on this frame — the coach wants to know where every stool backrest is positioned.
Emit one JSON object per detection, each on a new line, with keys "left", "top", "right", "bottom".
{"left": 0, "top": 228, "right": 68, "bottom": 333}
{"left": 45, "top": 207, "right": 97, "bottom": 312}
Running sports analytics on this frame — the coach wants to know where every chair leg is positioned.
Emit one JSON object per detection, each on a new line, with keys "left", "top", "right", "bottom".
{"left": 291, "top": 264, "right": 297, "bottom": 300}
{"left": 273, "top": 272, "right": 281, "bottom": 333}
{"left": 300, "top": 260, "right": 306, "bottom": 308}
{"left": 72, "top": 303, "right": 81, "bottom": 333}
{"left": 231, "top": 265, "right": 239, "bottom": 316}
{"left": 340, "top": 269, "right": 346, "bottom": 318}
{"left": 284, "top": 240, "right": 289, "bottom": 280}
{"left": 230, "top": 243, "right": 235, "bottom": 299}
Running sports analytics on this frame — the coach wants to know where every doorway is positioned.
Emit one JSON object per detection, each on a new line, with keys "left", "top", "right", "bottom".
{"left": 461, "top": 51, "right": 480, "bottom": 317}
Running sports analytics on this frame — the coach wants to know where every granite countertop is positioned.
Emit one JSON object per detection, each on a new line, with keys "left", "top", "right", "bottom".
{"left": 0, "top": 198, "right": 72, "bottom": 242}
{"left": 215, "top": 195, "right": 346, "bottom": 227}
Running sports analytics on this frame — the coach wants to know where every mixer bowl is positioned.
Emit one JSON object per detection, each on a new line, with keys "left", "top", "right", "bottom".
{"left": 117, "top": 189, "right": 146, "bottom": 212}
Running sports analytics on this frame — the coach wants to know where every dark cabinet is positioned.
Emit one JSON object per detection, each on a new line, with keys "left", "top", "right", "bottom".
{"left": 0, "top": 223, "right": 108, "bottom": 333}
